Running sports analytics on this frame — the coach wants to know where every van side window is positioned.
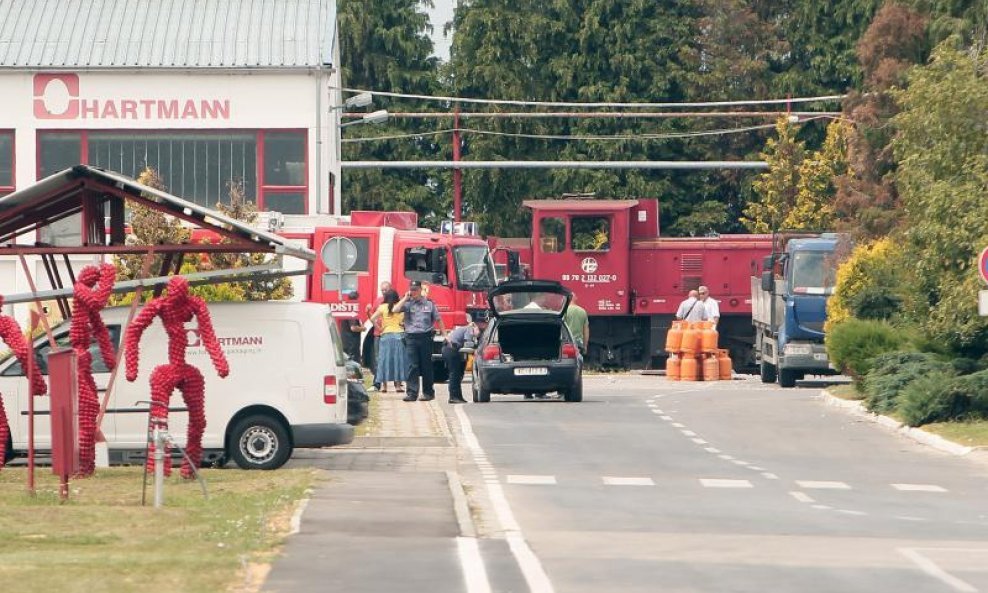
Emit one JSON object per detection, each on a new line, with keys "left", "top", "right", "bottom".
{"left": 0, "top": 326, "right": 122, "bottom": 376}
{"left": 404, "top": 247, "right": 449, "bottom": 286}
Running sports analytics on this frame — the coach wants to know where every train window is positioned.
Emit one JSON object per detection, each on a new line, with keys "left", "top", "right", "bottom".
{"left": 540, "top": 217, "right": 565, "bottom": 253}
{"left": 571, "top": 216, "right": 610, "bottom": 251}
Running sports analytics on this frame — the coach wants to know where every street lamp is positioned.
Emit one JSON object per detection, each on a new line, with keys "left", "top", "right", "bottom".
{"left": 339, "top": 109, "right": 390, "bottom": 128}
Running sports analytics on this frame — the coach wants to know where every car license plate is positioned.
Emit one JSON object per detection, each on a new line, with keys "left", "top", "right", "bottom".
{"left": 814, "top": 353, "right": 828, "bottom": 361}
{"left": 514, "top": 367, "right": 548, "bottom": 376}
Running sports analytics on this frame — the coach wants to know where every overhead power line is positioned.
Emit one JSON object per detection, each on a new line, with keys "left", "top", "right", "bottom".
{"left": 341, "top": 161, "right": 769, "bottom": 170}
{"left": 331, "top": 86, "right": 847, "bottom": 109}
{"left": 341, "top": 111, "right": 843, "bottom": 119}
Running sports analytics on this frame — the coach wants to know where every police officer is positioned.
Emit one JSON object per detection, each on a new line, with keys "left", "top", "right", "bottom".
{"left": 396, "top": 281, "right": 447, "bottom": 402}
{"left": 443, "top": 312, "right": 489, "bottom": 404}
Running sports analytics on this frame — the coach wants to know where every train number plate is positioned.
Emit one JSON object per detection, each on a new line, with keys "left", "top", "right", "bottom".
{"left": 514, "top": 367, "right": 548, "bottom": 376}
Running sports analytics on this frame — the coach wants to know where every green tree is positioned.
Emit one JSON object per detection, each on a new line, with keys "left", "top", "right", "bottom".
{"left": 338, "top": 0, "right": 443, "bottom": 218}
{"left": 892, "top": 39, "right": 988, "bottom": 353}
{"left": 742, "top": 118, "right": 805, "bottom": 232}
{"left": 114, "top": 167, "right": 190, "bottom": 283}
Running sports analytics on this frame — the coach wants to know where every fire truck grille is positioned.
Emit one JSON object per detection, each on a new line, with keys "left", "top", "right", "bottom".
{"left": 680, "top": 254, "right": 703, "bottom": 272}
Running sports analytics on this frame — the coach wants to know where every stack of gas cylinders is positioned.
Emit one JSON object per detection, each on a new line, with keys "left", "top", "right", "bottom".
{"left": 664, "top": 321, "right": 732, "bottom": 381}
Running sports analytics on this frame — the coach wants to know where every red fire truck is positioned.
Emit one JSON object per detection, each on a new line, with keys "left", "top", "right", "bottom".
{"left": 491, "top": 198, "right": 773, "bottom": 369}
{"left": 276, "top": 211, "right": 497, "bottom": 378}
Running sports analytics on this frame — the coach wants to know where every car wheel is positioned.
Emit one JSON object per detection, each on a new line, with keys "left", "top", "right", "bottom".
{"left": 3, "top": 434, "right": 13, "bottom": 463}
{"left": 228, "top": 415, "right": 292, "bottom": 470}
{"left": 779, "top": 369, "right": 798, "bottom": 388}
{"left": 563, "top": 377, "right": 583, "bottom": 402}
{"left": 477, "top": 383, "right": 491, "bottom": 403}
{"left": 760, "top": 361, "right": 777, "bottom": 384}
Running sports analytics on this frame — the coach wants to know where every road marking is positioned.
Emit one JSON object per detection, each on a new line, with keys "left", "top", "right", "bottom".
{"left": 455, "top": 405, "right": 554, "bottom": 593}
{"left": 651, "top": 409, "right": 664, "bottom": 414}
{"left": 790, "top": 491, "right": 816, "bottom": 504}
{"left": 704, "top": 447, "right": 721, "bottom": 453}
{"left": 603, "top": 477, "right": 655, "bottom": 486}
{"left": 899, "top": 548, "right": 978, "bottom": 592}
{"left": 896, "top": 516, "right": 929, "bottom": 522}
{"left": 660, "top": 415, "right": 673, "bottom": 421}
{"left": 691, "top": 438, "right": 708, "bottom": 445}
{"left": 718, "top": 454, "right": 735, "bottom": 461}
{"left": 506, "top": 475, "right": 556, "bottom": 485}
{"left": 796, "top": 480, "right": 851, "bottom": 490}
{"left": 731, "top": 459, "right": 750, "bottom": 466}
{"left": 672, "top": 422, "right": 686, "bottom": 428}
{"left": 457, "top": 537, "right": 493, "bottom": 593}
{"left": 761, "top": 473, "right": 780, "bottom": 480}
{"left": 749, "top": 466, "right": 765, "bottom": 471}
{"left": 892, "top": 483, "right": 948, "bottom": 492}
{"left": 700, "top": 479, "right": 753, "bottom": 489}
{"left": 837, "top": 509, "right": 867, "bottom": 516}
{"left": 811, "top": 504, "right": 833, "bottom": 510}
{"left": 681, "top": 429, "right": 697, "bottom": 437}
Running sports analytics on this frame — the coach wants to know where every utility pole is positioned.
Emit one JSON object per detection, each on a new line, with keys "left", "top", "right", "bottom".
{"left": 453, "top": 106, "right": 462, "bottom": 222}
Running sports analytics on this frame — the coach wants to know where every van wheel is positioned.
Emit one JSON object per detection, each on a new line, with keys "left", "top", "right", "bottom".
{"left": 229, "top": 415, "right": 292, "bottom": 470}
{"left": 779, "top": 369, "right": 798, "bottom": 388}
{"left": 760, "top": 362, "right": 777, "bottom": 384}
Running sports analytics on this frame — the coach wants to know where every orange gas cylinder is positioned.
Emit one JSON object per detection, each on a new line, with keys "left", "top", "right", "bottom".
{"left": 680, "top": 355, "right": 699, "bottom": 381}
{"left": 701, "top": 322, "right": 719, "bottom": 353}
{"left": 680, "top": 323, "right": 699, "bottom": 355}
{"left": 665, "top": 321, "right": 684, "bottom": 353}
{"left": 702, "top": 354, "right": 720, "bottom": 381}
{"left": 717, "top": 349, "right": 732, "bottom": 380}
{"left": 666, "top": 353, "right": 681, "bottom": 381}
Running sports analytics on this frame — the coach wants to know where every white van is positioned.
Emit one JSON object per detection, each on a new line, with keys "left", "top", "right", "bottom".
{"left": 0, "top": 301, "right": 353, "bottom": 470}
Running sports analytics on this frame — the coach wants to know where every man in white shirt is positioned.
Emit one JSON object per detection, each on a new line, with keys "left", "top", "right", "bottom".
{"left": 698, "top": 285, "right": 720, "bottom": 327}
{"left": 675, "top": 290, "right": 705, "bottom": 322}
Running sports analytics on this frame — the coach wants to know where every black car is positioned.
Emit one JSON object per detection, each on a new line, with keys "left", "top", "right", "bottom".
{"left": 345, "top": 358, "right": 370, "bottom": 426}
{"left": 468, "top": 280, "right": 583, "bottom": 402}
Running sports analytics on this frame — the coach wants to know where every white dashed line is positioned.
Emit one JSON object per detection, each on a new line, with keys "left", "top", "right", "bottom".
{"left": 506, "top": 475, "right": 557, "bottom": 485}
{"left": 681, "top": 430, "right": 697, "bottom": 437}
{"left": 812, "top": 504, "right": 833, "bottom": 510}
{"left": 602, "top": 477, "right": 655, "bottom": 486}
{"left": 761, "top": 473, "right": 780, "bottom": 480}
{"left": 892, "top": 483, "right": 948, "bottom": 492}
{"left": 899, "top": 548, "right": 978, "bottom": 592}
{"left": 671, "top": 422, "right": 686, "bottom": 428}
{"left": 704, "top": 447, "right": 721, "bottom": 454}
{"left": 790, "top": 491, "right": 816, "bottom": 504}
{"left": 660, "top": 415, "right": 673, "bottom": 421}
{"left": 691, "top": 438, "right": 708, "bottom": 445}
{"left": 718, "top": 454, "right": 735, "bottom": 461}
{"left": 838, "top": 509, "right": 868, "bottom": 516}
{"left": 896, "top": 516, "right": 929, "bottom": 522}
{"left": 749, "top": 466, "right": 765, "bottom": 471}
{"left": 731, "top": 460, "right": 750, "bottom": 466}
{"left": 700, "top": 479, "right": 754, "bottom": 489}
{"left": 796, "top": 481, "right": 852, "bottom": 490}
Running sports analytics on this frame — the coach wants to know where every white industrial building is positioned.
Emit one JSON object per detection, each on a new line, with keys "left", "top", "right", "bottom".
{"left": 0, "top": 0, "right": 345, "bottom": 302}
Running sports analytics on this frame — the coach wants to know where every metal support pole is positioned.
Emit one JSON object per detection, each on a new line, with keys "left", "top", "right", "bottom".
{"left": 154, "top": 424, "right": 165, "bottom": 508}
{"left": 453, "top": 106, "right": 462, "bottom": 222}
{"left": 26, "top": 311, "right": 37, "bottom": 496}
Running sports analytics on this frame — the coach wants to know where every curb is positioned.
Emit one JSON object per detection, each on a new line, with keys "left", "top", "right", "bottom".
{"left": 820, "top": 389, "right": 974, "bottom": 456}
{"left": 445, "top": 470, "right": 477, "bottom": 538}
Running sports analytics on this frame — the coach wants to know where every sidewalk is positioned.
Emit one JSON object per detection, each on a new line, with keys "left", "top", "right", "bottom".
{"left": 264, "top": 387, "right": 468, "bottom": 593}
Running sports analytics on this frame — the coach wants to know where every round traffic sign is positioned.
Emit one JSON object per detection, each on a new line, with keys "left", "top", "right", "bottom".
{"left": 979, "top": 247, "right": 988, "bottom": 285}
{"left": 320, "top": 236, "right": 358, "bottom": 272}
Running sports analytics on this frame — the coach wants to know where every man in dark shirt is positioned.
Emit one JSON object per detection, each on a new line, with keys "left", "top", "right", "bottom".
{"left": 442, "top": 312, "right": 489, "bottom": 404}
{"left": 396, "top": 281, "right": 447, "bottom": 402}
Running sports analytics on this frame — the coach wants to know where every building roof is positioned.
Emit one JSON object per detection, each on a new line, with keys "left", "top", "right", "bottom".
{"left": 0, "top": 0, "right": 337, "bottom": 69}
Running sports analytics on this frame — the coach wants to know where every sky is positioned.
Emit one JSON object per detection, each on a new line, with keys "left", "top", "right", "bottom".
{"left": 425, "top": 0, "right": 456, "bottom": 61}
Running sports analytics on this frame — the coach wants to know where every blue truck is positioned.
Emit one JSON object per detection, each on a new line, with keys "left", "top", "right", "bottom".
{"left": 751, "top": 233, "right": 842, "bottom": 388}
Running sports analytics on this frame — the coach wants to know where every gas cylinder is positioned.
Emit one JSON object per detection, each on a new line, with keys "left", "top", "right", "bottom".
{"left": 701, "top": 322, "right": 719, "bottom": 353}
{"left": 666, "top": 353, "right": 681, "bottom": 381}
{"left": 680, "top": 355, "right": 698, "bottom": 381}
{"left": 665, "top": 321, "right": 684, "bottom": 353}
{"left": 680, "top": 323, "right": 699, "bottom": 355}
{"left": 717, "top": 349, "right": 732, "bottom": 380}
{"left": 702, "top": 354, "right": 720, "bottom": 381}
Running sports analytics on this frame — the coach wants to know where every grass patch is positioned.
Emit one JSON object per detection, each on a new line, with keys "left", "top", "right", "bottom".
{"left": 827, "top": 384, "right": 864, "bottom": 401}
{"left": 920, "top": 420, "right": 988, "bottom": 448}
{"left": 0, "top": 466, "right": 315, "bottom": 593}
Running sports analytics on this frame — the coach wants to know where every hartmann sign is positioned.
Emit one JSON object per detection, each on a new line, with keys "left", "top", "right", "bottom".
{"left": 33, "top": 73, "right": 231, "bottom": 121}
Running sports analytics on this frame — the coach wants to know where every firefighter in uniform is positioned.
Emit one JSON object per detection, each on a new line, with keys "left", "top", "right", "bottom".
{"left": 396, "top": 281, "right": 447, "bottom": 402}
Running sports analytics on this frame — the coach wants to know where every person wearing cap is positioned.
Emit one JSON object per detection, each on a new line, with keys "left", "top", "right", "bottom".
{"left": 442, "top": 312, "right": 490, "bottom": 404}
{"left": 395, "top": 281, "right": 447, "bottom": 402}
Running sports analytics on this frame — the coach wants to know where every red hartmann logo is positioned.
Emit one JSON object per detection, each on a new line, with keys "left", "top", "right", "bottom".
{"left": 34, "top": 73, "right": 80, "bottom": 119}
{"left": 33, "top": 73, "right": 231, "bottom": 121}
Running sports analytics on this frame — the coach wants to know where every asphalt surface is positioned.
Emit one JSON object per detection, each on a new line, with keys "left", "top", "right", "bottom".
{"left": 264, "top": 374, "right": 988, "bottom": 593}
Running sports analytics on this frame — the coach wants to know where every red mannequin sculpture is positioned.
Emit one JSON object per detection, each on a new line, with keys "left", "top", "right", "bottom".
{"left": 0, "top": 296, "right": 47, "bottom": 470}
{"left": 124, "top": 276, "right": 229, "bottom": 478}
{"left": 71, "top": 263, "right": 117, "bottom": 476}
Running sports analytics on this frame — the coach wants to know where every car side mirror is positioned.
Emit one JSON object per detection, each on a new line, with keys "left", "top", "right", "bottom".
{"left": 761, "top": 270, "right": 775, "bottom": 293}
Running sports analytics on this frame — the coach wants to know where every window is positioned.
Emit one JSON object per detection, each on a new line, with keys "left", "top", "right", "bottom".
{"left": 540, "top": 217, "right": 565, "bottom": 253}
{"left": 1, "top": 326, "right": 122, "bottom": 376}
{"left": 571, "top": 216, "right": 611, "bottom": 251}
{"left": 404, "top": 247, "right": 449, "bottom": 286}
{"left": 0, "top": 132, "right": 13, "bottom": 195}
{"left": 36, "top": 130, "right": 308, "bottom": 213}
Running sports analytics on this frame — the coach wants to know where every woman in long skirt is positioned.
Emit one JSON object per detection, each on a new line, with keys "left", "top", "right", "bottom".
{"left": 369, "top": 290, "right": 406, "bottom": 392}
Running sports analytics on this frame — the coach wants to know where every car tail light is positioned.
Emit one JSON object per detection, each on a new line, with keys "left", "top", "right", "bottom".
{"left": 482, "top": 345, "right": 502, "bottom": 361}
{"left": 324, "top": 375, "right": 338, "bottom": 404}
{"left": 561, "top": 344, "right": 578, "bottom": 359}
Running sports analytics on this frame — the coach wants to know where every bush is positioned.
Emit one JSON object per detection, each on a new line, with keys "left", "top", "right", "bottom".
{"left": 955, "top": 369, "right": 988, "bottom": 416}
{"left": 863, "top": 351, "right": 953, "bottom": 414}
{"left": 898, "top": 371, "right": 970, "bottom": 427}
{"left": 827, "top": 238, "right": 902, "bottom": 331}
{"left": 825, "top": 318, "right": 906, "bottom": 378}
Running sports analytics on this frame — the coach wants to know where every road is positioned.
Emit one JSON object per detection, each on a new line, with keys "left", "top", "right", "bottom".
{"left": 267, "top": 374, "right": 988, "bottom": 593}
